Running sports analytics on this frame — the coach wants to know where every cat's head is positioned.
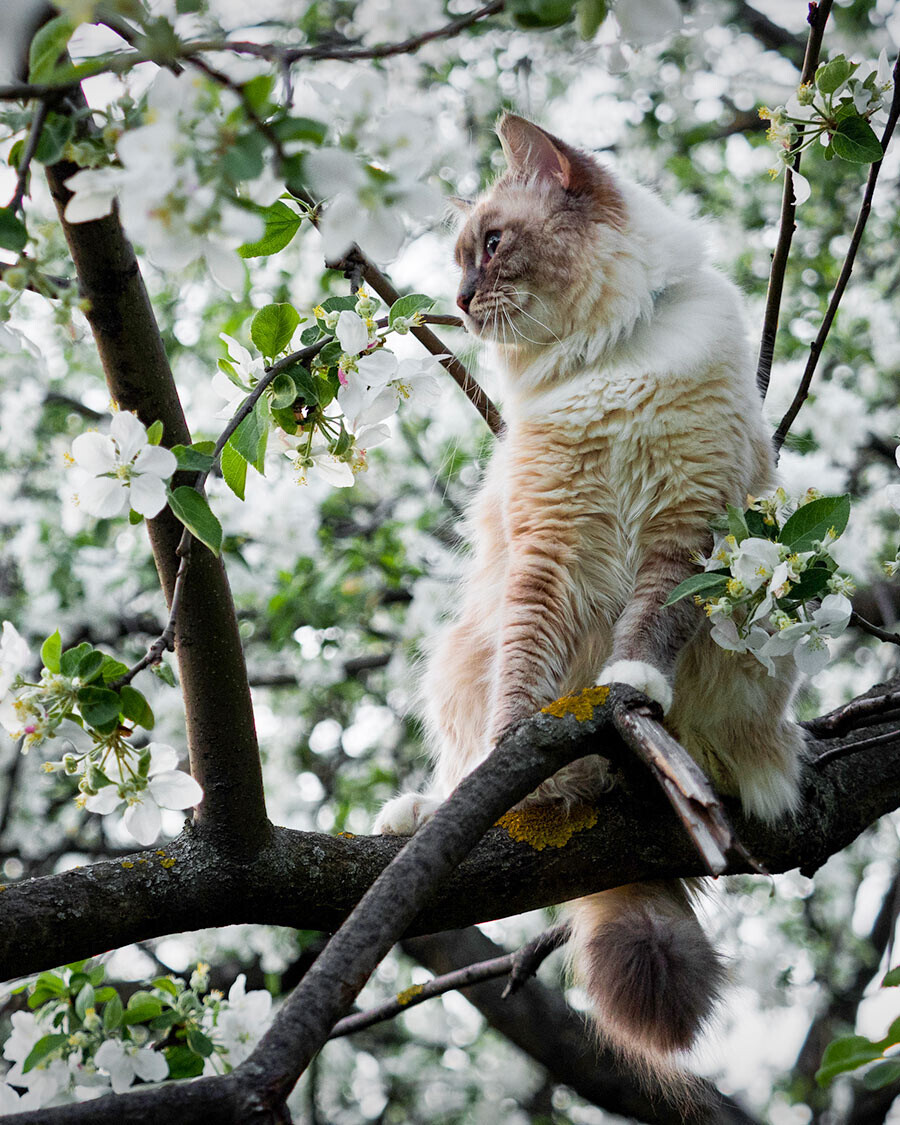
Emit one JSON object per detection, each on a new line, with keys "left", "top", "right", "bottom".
{"left": 454, "top": 115, "right": 626, "bottom": 350}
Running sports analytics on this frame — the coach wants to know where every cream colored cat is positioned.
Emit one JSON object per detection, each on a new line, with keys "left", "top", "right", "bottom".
{"left": 375, "top": 115, "right": 804, "bottom": 1082}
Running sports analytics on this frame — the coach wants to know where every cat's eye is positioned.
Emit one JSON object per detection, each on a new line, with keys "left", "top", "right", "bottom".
{"left": 483, "top": 230, "right": 502, "bottom": 259}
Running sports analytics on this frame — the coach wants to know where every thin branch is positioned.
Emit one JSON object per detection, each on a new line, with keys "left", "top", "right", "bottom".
{"left": 849, "top": 610, "right": 900, "bottom": 648}
{"left": 805, "top": 689, "right": 900, "bottom": 737}
{"left": 756, "top": 0, "right": 834, "bottom": 399}
{"left": 328, "top": 924, "right": 567, "bottom": 1039}
{"left": 813, "top": 726, "right": 900, "bottom": 769}
{"left": 772, "top": 53, "right": 900, "bottom": 447}
{"left": 188, "top": 2, "right": 505, "bottom": 65}
{"left": 6, "top": 100, "right": 50, "bottom": 214}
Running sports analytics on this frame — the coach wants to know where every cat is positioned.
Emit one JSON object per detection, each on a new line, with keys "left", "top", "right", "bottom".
{"left": 375, "top": 113, "right": 805, "bottom": 1090}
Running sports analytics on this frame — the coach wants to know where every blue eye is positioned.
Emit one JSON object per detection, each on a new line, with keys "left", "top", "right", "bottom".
{"left": 484, "top": 230, "right": 502, "bottom": 258}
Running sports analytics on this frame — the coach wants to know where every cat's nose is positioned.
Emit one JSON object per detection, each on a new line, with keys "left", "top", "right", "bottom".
{"left": 456, "top": 291, "right": 472, "bottom": 313}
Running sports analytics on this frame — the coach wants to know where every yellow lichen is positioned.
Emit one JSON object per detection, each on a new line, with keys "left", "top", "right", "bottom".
{"left": 160, "top": 857, "right": 176, "bottom": 869}
{"left": 137, "top": 858, "right": 147, "bottom": 865}
{"left": 541, "top": 684, "right": 609, "bottom": 721}
{"left": 396, "top": 984, "right": 425, "bottom": 1006}
{"left": 155, "top": 849, "right": 166, "bottom": 856}
{"left": 337, "top": 831, "right": 356, "bottom": 839}
{"left": 121, "top": 861, "right": 134, "bottom": 869}
{"left": 497, "top": 802, "right": 598, "bottom": 850}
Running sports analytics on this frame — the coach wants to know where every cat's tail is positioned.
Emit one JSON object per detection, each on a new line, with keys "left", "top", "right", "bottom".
{"left": 566, "top": 879, "right": 725, "bottom": 1101}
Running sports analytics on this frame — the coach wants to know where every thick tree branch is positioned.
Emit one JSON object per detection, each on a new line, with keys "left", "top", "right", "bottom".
{"left": 43, "top": 153, "right": 268, "bottom": 851}
{"left": 4, "top": 681, "right": 900, "bottom": 982}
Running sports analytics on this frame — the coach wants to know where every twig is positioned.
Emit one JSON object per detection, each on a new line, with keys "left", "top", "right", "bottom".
{"left": 756, "top": 0, "right": 834, "bottom": 399}
{"left": 848, "top": 610, "right": 900, "bottom": 648}
{"left": 772, "top": 53, "right": 900, "bottom": 449}
{"left": 610, "top": 701, "right": 765, "bottom": 876}
{"left": 330, "top": 247, "right": 504, "bottom": 436}
{"left": 813, "top": 726, "right": 900, "bottom": 769}
{"left": 6, "top": 100, "right": 50, "bottom": 214}
{"left": 328, "top": 924, "right": 567, "bottom": 1038}
{"left": 111, "top": 338, "right": 329, "bottom": 688}
{"left": 188, "top": 3, "right": 505, "bottom": 66}
{"left": 803, "top": 689, "right": 900, "bottom": 737}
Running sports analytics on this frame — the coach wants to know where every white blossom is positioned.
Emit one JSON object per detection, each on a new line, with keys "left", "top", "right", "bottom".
{"left": 85, "top": 743, "right": 203, "bottom": 846}
{"left": 211, "top": 974, "right": 272, "bottom": 1067}
{"left": 757, "top": 594, "right": 852, "bottom": 676}
{"left": 335, "top": 310, "right": 370, "bottom": 356}
{"left": 93, "top": 1039, "right": 168, "bottom": 1095}
{"left": 71, "top": 412, "right": 177, "bottom": 520}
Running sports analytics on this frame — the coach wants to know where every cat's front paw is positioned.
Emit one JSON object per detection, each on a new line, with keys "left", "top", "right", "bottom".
{"left": 373, "top": 793, "right": 442, "bottom": 836}
{"left": 597, "top": 659, "right": 673, "bottom": 713}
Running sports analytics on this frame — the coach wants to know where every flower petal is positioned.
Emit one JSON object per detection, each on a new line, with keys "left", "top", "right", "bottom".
{"left": 336, "top": 310, "right": 369, "bottom": 356}
{"left": 124, "top": 797, "right": 162, "bottom": 846}
{"left": 110, "top": 411, "right": 150, "bottom": 463}
{"left": 78, "top": 476, "right": 129, "bottom": 519}
{"left": 85, "top": 787, "right": 124, "bottom": 814}
{"left": 133, "top": 445, "right": 177, "bottom": 478}
{"left": 128, "top": 473, "right": 168, "bottom": 517}
{"left": 148, "top": 769, "right": 203, "bottom": 810}
{"left": 72, "top": 431, "right": 117, "bottom": 476}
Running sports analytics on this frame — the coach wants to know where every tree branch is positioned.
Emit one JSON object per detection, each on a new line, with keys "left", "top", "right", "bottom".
{"left": 756, "top": 0, "right": 834, "bottom": 399}
{"left": 43, "top": 149, "right": 269, "bottom": 851}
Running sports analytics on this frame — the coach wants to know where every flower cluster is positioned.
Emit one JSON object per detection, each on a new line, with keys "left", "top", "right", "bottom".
{"left": 0, "top": 625, "right": 200, "bottom": 846}
{"left": 64, "top": 70, "right": 270, "bottom": 291}
{"left": 0, "top": 961, "right": 272, "bottom": 1112}
{"left": 211, "top": 287, "right": 443, "bottom": 492}
{"left": 69, "top": 411, "right": 177, "bottom": 519}
{"left": 759, "top": 50, "right": 893, "bottom": 202}
{"left": 666, "top": 490, "right": 854, "bottom": 676}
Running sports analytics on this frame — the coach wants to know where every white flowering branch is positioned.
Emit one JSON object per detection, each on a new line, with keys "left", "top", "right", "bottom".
{"left": 772, "top": 51, "right": 900, "bottom": 450}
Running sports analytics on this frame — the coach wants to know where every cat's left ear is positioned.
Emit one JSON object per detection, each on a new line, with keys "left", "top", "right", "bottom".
{"left": 496, "top": 114, "right": 572, "bottom": 189}
{"left": 447, "top": 196, "right": 475, "bottom": 213}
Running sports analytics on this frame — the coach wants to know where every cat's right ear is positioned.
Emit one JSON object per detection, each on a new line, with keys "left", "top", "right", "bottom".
{"left": 496, "top": 113, "right": 571, "bottom": 189}
{"left": 448, "top": 196, "right": 474, "bottom": 213}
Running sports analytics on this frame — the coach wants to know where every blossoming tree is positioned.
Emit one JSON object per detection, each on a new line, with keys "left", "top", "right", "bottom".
{"left": 2, "top": 0, "right": 900, "bottom": 1121}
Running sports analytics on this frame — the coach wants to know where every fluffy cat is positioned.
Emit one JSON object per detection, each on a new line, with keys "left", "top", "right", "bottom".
{"left": 375, "top": 114, "right": 804, "bottom": 1086}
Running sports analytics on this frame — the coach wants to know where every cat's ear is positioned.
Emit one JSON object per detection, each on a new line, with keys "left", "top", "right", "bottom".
{"left": 496, "top": 114, "right": 572, "bottom": 189}
{"left": 447, "top": 196, "right": 475, "bottom": 213}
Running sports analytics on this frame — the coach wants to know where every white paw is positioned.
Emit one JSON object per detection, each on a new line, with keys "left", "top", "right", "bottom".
{"left": 373, "top": 793, "right": 442, "bottom": 836}
{"left": 597, "top": 659, "right": 673, "bottom": 713}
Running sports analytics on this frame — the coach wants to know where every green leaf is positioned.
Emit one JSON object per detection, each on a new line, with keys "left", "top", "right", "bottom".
{"left": 815, "top": 55, "right": 854, "bottom": 95}
{"left": 222, "top": 132, "right": 266, "bottom": 181}
{"left": 77, "top": 685, "right": 122, "bottom": 728}
{"left": 28, "top": 14, "right": 74, "bottom": 82}
{"left": 816, "top": 1034, "right": 885, "bottom": 1086}
{"left": 883, "top": 967, "right": 900, "bottom": 987}
{"left": 744, "top": 508, "right": 772, "bottom": 539}
{"left": 832, "top": 116, "right": 883, "bottom": 163}
{"left": 34, "top": 113, "right": 74, "bottom": 165}
{"left": 241, "top": 74, "right": 275, "bottom": 115}
{"left": 129, "top": 508, "right": 144, "bottom": 525}
{"left": 34, "top": 972, "right": 67, "bottom": 997}
{"left": 509, "top": 0, "right": 575, "bottom": 28}
{"left": 318, "top": 295, "right": 358, "bottom": 317}
{"left": 726, "top": 504, "right": 750, "bottom": 544}
{"left": 22, "top": 1033, "right": 68, "bottom": 1074}
{"left": 186, "top": 1028, "right": 215, "bottom": 1058}
{"left": 164, "top": 1044, "right": 204, "bottom": 1079}
{"left": 575, "top": 0, "right": 607, "bottom": 37}
{"left": 272, "top": 115, "right": 328, "bottom": 145}
{"left": 74, "top": 982, "right": 95, "bottom": 1020}
{"left": 782, "top": 566, "right": 831, "bottom": 604}
{"left": 251, "top": 302, "right": 301, "bottom": 359}
{"left": 863, "top": 1059, "right": 900, "bottom": 1090}
{"left": 881, "top": 1015, "right": 900, "bottom": 1049}
{"left": 60, "top": 642, "right": 91, "bottom": 676}
{"left": 0, "top": 207, "right": 28, "bottom": 253}
{"left": 100, "top": 655, "right": 129, "bottom": 683}
{"left": 171, "top": 444, "right": 216, "bottom": 473}
{"left": 300, "top": 324, "right": 323, "bottom": 346}
{"left": 238, "top": 201, "right": 304, "bottom": 258}
{"left": 388, "top": 293, "right": 435, "bottom": 328}
{"left": 77, "top": 649, "right": 105, "bottom": 683}
{"left": 780, "top": 494, "right": 851, "bottom": 552}
{"left": 153, "top": 977, "right": 179, "bottom": 998}
{"left": 102, "top": 992, "right": 124, "bottom": 1031}
{"left": 280, "top": 363, "right": 320, "bottom": 407}
{"left": 662, "top": 572, "right": 729, "bottom": 607}
{"left": 152, "top": 661, "right": 177, "bottom": 688}
{"left": 167, "top": 487, "right": 223, "bottom": 557}
{"left": 120, "top": 684, "right": 154, "bottom": 729}
{"left": 149, "top": 1009, "right": 183, "bottom": 1031}
{"left": 269, "top": 372, "right": 299, "bottom": 410}
{"left": 221, "top": 440, "right": 248, "bottom": 501}
{"left": 229, "top": 399, "right": 269, "bottom": 474}
{"left": 41, "top": 630, "right": 62, "bottom": 674}
{"left": 93, "top": 988, "right": 116, "bottom": 1003}
{"left": 146, "top": 420, "right": 164, "bottom": 445}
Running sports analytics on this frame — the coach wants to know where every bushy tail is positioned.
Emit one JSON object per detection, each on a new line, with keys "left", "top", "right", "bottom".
{"left": 566, "top": 880, "right": 725, "bottom": 1100}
